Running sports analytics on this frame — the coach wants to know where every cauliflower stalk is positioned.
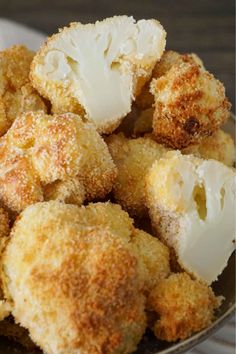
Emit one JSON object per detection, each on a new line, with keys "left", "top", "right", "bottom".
{"left": 146, "top": 151, "right": 236, "bottom": 284}
{"left": 31, "top": 16, "right": 166, "bottom": 133}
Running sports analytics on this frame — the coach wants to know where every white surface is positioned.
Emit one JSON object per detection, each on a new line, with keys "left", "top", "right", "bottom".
{"left": 0, "top": 18, "right": 45, "bottom": 50}
{"left": 0, "top": 18, "right": 235, "bottom": 354}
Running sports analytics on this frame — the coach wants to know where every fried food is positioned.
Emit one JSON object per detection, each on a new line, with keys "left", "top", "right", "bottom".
{"left": 146, "top": 151, "right": 236, "bottom": 284}
{"left": 182, "top": 129, "right": 235, "bottom": 167}
{"left": 0, "top": 111, "right": 117, "bottom": 214}
{"left": 106, "top": 133, "right": 168, "bottom": 216}
{"left": 2, "top": 201, "right": 148, "bottom": 354}
{"left": 30, "top": 16, "right": 166, "bottom": 134}
{"left": 151, "top": 60, "right": 231, "bottom": 148}
{"left": 136, "top": 50, "right": 203, "bottom": 110}
{"left": 132, "top": 229, "right": 170, "bottom": 292}
{"left": 0, "top": 45, "right": 47, "bottom": 136}
{"left": 134, "top": 114, "right": 234, "bottom": 167}
{"left": 147, "top": 273, "right": 221, "bottom": 342}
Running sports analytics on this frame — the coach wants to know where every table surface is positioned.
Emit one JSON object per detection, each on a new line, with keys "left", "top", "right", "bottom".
{"left": 0, "top": 0, "right": 235, "bottom": 111}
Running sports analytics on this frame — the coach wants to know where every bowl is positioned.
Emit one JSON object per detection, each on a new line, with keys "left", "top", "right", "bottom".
{"left": 0, "top": 115, "right": 235, "bottom": 354}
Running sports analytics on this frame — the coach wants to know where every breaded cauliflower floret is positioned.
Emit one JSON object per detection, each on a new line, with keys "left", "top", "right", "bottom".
{"left": 146, "top": 151, "right": 236, "bottom": 284}
{"left": 182, "top": 129, "right": 235, "bottom": 167}
{"left": 151, "top": 61, "right": 231, "bottom": 148}
{"left": 2, "top": 201, "right": 147, "bottom": 354}
{"left": 132, "top": 229, "right": 170, "bottom": 292}
{"left": 106, "top": 133, "right": 168, "bottom": 216}
{"left": 0, "top": 111, "right": 117, "bottom": 214}
{"left": 0, "top": 45, "right": 47, "bottom": 136}
{"left": 136, "top": 50, "right": 203, "bottom": 110}
{"left": 30, "top": 16, "right": 166, "bottom": 134}
{"left": 147, "top": 273, "right": 221, "bottom": 342}
{"left": 134, "top": 119, "right": 235, "bottom": 167}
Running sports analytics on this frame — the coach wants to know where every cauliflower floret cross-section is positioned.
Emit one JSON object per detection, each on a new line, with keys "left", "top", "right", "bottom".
{"left": 31, "top": 16, "right": 166, "bottom": 134}
{"left": 146, "top": 151, "right": 236, "bottom": 284}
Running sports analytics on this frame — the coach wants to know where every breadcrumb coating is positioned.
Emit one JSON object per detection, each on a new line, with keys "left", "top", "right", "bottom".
{"left": 0, "top": 111, "right": 117, "bottom": 214}
{"left": 151, "top": 60, "right": 231, "bottom": 148}
{"left": 2, "top": 201, "right": 147, "bottom": 354}
{"left": 30, "top": 16, "right": 166, "bottom": 134}
{"left": 182, "top": 129, "right": 235, "bottom": 167}
{"left": 134, "top": 114, "right": 234, "bottom": 167}
{"left": 0, "top": 45, "right": 47, "bottom": 136}
{"left": 135, "top": 50, "right": 203, "bottom": 110}
{"left": 146, "top": 151, "right": 236, "bottom": 284}
{"left": 106, "top": 133, "right": 168, "bottom": 216}
{"left": 132, "top": 229, "right": 170, "bottom": 292}
{"left": 148, "top": 273, "right": 221, "bottom": 342}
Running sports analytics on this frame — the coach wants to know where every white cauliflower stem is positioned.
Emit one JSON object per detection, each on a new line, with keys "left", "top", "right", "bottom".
{"left": 31, "top": 16, "right": 166, "bottom": 133}
{"left": 146, "top": 151, "right": 236, "bottom": 284}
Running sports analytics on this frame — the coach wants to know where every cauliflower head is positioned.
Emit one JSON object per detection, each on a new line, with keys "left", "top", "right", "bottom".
{"left": 30, "top": 16, "right": 166, "bottom": 134}
{"left": 0, "top": 111, "right": 117, "bottom": 214}
{"left": 151, "top": 60, "right": 231, "bottom": 148}
{"left": 1, "top": 201, "right": 147, "bottom": 354}
{"left": 0, "top": 45, "right": 47, "bottom": 136}
{"left": 182, "top": 129, "right": 235, "bottom": 167}
{"left": 106, "top": 133, "right": 168, "bottom": 216}
{"left": 148, "top": 273, "right": 221, "bottom": 342}
{"left": 146, "top": 151, "right": 236, "bottom": 284}
{"left": 135, "top": 50, "right": 203, "bottom": 110}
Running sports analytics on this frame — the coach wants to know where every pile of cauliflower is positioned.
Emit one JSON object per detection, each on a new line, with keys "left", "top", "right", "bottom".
{"left": 0, "top": 16, "right": 235, "bottom": 354}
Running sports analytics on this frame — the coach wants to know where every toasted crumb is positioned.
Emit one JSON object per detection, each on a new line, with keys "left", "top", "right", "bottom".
{"left": 132, "top": 229, "right": 170, "bottom": 291}
{"left": 136, "top": 50, "right": 203, "bottom": 110}
{"left": 0, "top": 45, "right": 47, "bottom": 136}
{"left": 148, "top": 273, "right": 221, "bottom": 342}
{"left": 2, "top": 201, "right": 147, "bottom": 354}
{"left": 151, "top": 60, "right": 231, "bottom": 148}
{"left": 182, "top": 129, "right": 235, "bottom": 167}
{"left": 0, "top": 111, "right": 117, "bottom": 214}
{"left": 106, "top": 133, "right": 168, "bottom": 216}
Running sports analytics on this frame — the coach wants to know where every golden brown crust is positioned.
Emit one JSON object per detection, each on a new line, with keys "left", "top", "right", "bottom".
{"left": 135, "top": 50, "right": 203, "bottom": 110}
{"left": 182, "top": 129, "right": 235, "bottom": 167}
{"left": 0, "top": 45, "right": 47, "bottom": 136}
{"left": 147, "top": 273, "right": 221, "bottom": 342}
{"left": 0, "top": 112, "right": 117, "bottom": 213}
{"left": 3, "top": 201, "right": 147, "bottom": 354}
{"left": 132, "top": 229, "right": 170, "bottom": 292}
{"left": 106, "top": 133, "right": 168, "bottom": 217}
{"left": 151, "top": 61, "right": 231, "bottom": 148}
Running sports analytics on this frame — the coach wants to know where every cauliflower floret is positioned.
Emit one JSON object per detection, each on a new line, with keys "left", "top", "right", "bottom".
{"left": 182, "top": 129, "right": 235, "bottom": 167}
{"left": 147, "top": 273, "right": 221, "bottom": 342}
{"left": 146, "top": 151, "right": 236, "bottom": 284}
{"left": 0, "top": 45, "right": 47, "bottom": 136}
{"left": 151, "top": 61, "right": 231, "bottom": 148}
{"left": 135, "top": 50, "right": 203, "bottom": 110}
{"left": 106, "top": 133, "right": 168, "bottom": 216}
{"left": 30, "top": 16, "right": 166, "bottom": 134}
{"left": 132, "top": 229, "right": 170, "bottom": 292}
{"left": 2, "top": 201, "right": 147, "bottom": 354}
{"left": 0, "top": 111, "right": 117, "bottom": 214}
